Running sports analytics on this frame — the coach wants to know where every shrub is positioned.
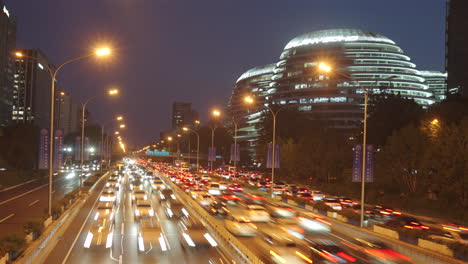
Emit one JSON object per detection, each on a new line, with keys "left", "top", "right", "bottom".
{"left": 23, "top": 220, "right": 44, "bottom": 237}
{"left": 0, "top": 233, "right": 26, "bottom": 256}
{"left": 338, "top": 209, "right": 365, "bottom": 221}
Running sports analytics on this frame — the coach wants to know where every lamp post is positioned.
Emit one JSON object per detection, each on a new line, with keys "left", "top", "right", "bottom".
{"left": 80, "top": 88, "right": 119, "bottom": 189}
{"left": 183, "top": 127, "right": 200, "bottom": 170}
{"left": 317, "top": 62, "right": 396, "bottom": 227}
{"left": 232, "top": 119, "right": 239, "bottom": 172}
{"left": 15, "top": 47, "right": 111, "bottom": 217}
{"left": 210, "top": 109, "right": 221, "bottom": 172}
{"left": 100, "top": 115, "right": 124, "bottom": 171}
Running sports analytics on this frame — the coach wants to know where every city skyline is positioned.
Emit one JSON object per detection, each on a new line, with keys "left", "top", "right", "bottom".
{"left": 6, "top": 0, "right": 447, "bottom": 146}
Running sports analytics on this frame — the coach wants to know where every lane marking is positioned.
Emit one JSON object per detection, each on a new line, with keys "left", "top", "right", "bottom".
{"left": 0, "top": 184, "right": 49, "bottom": 205}
{"left": 28, "top": 199, "right": 40, "bottom": 206}
{"left": 121, "top": 223, "right": 125, "bottom": 235}
{"left": 61, "top": 182, "right": 106, "bottom": 264}
{"left": 0, "top": 213, "right": 15, "bottom": 223}
{"left": 0, "top": 179, "right": 40, "bottom": 193}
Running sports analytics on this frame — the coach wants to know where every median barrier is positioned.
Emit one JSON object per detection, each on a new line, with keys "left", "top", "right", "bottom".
{"left": 418, "top": 239, "right": 454, "bottom": 257}
{"left": 373, "top": 225, "right": 399, "bottom": 239}
{"left": 0, "top": 253, "right": 8, "bottom": 264}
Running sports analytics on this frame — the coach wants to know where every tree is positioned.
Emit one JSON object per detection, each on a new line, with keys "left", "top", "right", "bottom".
{"left": 367, "top": 94, "right": 423, "bottom": 147}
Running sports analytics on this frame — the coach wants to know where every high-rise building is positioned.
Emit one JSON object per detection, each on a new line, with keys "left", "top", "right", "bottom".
{"left": 228, "top": 29, "right": 443, "bottom": 160}
{"left": 446, "top": 0, "right": 468, "bottom": 96}
{"left": 0, "top": 2, "right": 16, "bottom": 127}
{"left": 227, "top": 64, "right": 275, "bottom": 161}
{"left": 12, "top": 49, "right": 55, "bottom": 129}
{"left": 56, "top": 91, "right": 80, "bottom": 135}
{"left": 171, "top": 101, "right": 198, "bottom": 129}
{"left": 420, "top": 71, "right": 450, "bottom": 102}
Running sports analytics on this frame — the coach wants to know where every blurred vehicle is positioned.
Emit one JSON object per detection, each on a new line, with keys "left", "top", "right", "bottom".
{"left": 84, "top": 218, "right": 114, "bottom": 249}
{"left": 225, "top": 214, "right": 257, "bottom": 236}
{"left": 189, "top": 186, "right": 205, "bottom": 199}
{"left": 94, "top": 201, "right": 115, "bottom": 222}
{"left": 310, "top": 190, "right": 324, "bottom": 201}
{"left": 297, "top": 215, "right": 331, "bottom": 234}
{"left": 100, "top": 188, "right": 117, "bottom": 202}
{"left": 296, "top": 187, "right": 310, "bottom": 195}
{"left": 227, "top": 183, "right": 244, "bottom": 193}
{"left": 164, "top": 199, "right": 188, "bottom": 219}
{"left": 218, "top": 195, "right": 241, "bottom": 206}
{"left": 297, "top": 193, "right": 314, "bottom": 200}
{"left": 264, "top": 202, "right": 298, "bottom": 219}
{"left": 385, "top": 216, "right": 429, "bottom": 230}
{"left": 178, "top": 216, "right": 218, "bottom": 249}
{"left": 130, "top": 179, "right": 143, "bottom": 190}
{"left": 337, "top": 197, "right": 357, "bottom": 208}
{"left": 134, "top": 200, "right": 154, "bottom": 221}
{"left": 208, "top": 182, "right": 221, "bottom": 195}
{"left": 219, "top": 182, "right": 228, "bottom": 191}
{"left": 151, "top": 178, "right": 165, "bottom": 191}
{"left": 256, "top": 227, "right": 311, "bottom": 264}
{"left": 195, "top": 192, "right": 215, "bottom": 207}
{"left": 305, "top": 238, "right": 358, "bottom": 263}
{"left": 427, "top": 228, "right": 468, "bottom": 244}
{"left": 323, "top": 198, "right": 343, "bottom": 211}
{"left": 132, "top": 188, "right": 148, "bottom": 203}
{"left": 137, "top": 219, "right": 168, "bottom": 253}
{"left": 144, "top": 171, "right": 154, "bottom": 179}
{"left": 206, "top": 201, "right": 229, "bottom": 217}
{"left": 159, "top": 189, "right": 175, "bottom": 202}
{"left": 369, "top": 205, "right": 402, "bottom": 218}
{"left": 244, "top": 205, "right": 270, "bottom": 222}
{"left": 350, "top": 238, "right": 413, "bottom": 264}
{"left": 106, "top": 179, "right": 120, "bottom": 190}
{"left": 244, "top": 194, "right": 267, "bottom": 205}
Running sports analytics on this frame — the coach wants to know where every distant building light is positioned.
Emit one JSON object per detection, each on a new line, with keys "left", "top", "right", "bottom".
{"left": 3, "top": 5, "right": 10, "bottom": 17}
{"left": 38, "top": 63, "right": 44, "bottom": 70}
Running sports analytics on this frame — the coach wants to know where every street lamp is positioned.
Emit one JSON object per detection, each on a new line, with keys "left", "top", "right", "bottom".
{"left": 119, "top": 124, "right": 126, "bottom": 129}
{"left": 183, "top": 126, "right": 200, "bottom": 170}
{"left": 15, "top": 47, "right": 111, "bottom": 217}
{"left": 210, "top": 109, "right": 221, "bottom": 172}
{"left": 117, "top": 116, "right": 123, "bottom": 121}
{"left": 100, "top": 115, "right": 124, "bottom": 171}
{"left": 80, "top": 88, "right": 119, "bottom": 189}
{"left": 317, "top": 62, "right": 396, "bottom": 227}
{"left": 244, "top": 96, "right": 282, "bottom": 196}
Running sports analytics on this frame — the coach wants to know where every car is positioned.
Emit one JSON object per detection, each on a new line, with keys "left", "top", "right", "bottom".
{"left": 385, "top": 216, "right": 429, "bottom": 230}
{"left": 137, "top": 219, "right": 168, "bottom": 252}
{"left": 219, "top": 182, "right": 228, "bottom": 191}
{"left": 224, "top": 214, "right": 257, "bottom": 236}
{"left": 296, "top": 187, "right": 310, "bottom": 194}
{"left": 264, "top": 202, "right": 298, "bottom": 218}
{"left": 134, "top": 200, "right": 155, "bottom": 220}
{"left": 427, "top": 228, "right": 468, "bottom": 244}
{"left": 296, "top": 192, "right": 314, "bottom": 200}
{"left": 323, "top": 198, "right": 343, "bottom": 210}
{"left": 244, "top": 205, "right": 270, "bottom": 222}
{"left": 310, "top": 190, "right": 324, "bottom": 201}
{"left": 337, "top": 197, "right": 357, "bottom": 208}
{"left": 100, "top": 188, "right": 117, "bottom": 202}
{"left": 195, "top": 192, "right": 215, "bottom": 207}
{"left": 106, "top": 179, "right": 120, "bottom": 190}
{"left": 151, "top": 178, "right": 165, "bottom": 191}
{"left": 297, "top": 215, "right": 331, "bottom": 233}
{"left": 350, "top": 238, "right": 413, "bottom": 264}
{"left": 132, "top": 188, "right": 148, "bottom": 203}
{"left": 84, "top": 218, "right": 114, "bottom": 249}
{"left": 369, "top": 205, "right": 402, "bottom": 218}
{"left": 144, "top": 171, "right": 154, "bottom": 179}
{"left": 227, "top": 183, "right": 244, "bottom": 193}
{"left": 244, "top": 194, "right": 267, "bottom": 205}
{"left": 255, "top": 227, "right": 311, "bottom": 264}
{"left": 206, "top": 201, "right": 229, "bottom": 217}
{"left": 159, "top": 189, "right": 175, "bottom": 202}
{"left": 217, "top": 195, "right": 241, "bottom": 206}
{"left": 94, "top": 201, "right": 115, "bottom": 222}
{"left": 130, "top": 179, "right": 143, "bottom": 190}
{"left": 164, "top": 199, "right": 188, "bottom": 219}
{"left": 177, "top": 216, "right": 218, "bottom": 249}
{"left": 208, "top": 182, "right": 221, "bottom": 195}
{"left": 305, "top": 238, "right": 358, "bottom": 263}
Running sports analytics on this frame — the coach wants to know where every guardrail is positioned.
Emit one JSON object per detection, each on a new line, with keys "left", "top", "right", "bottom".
{"left": 157, "top": 171, "right": 265, "bottom": 264}
{"left": 16, "top": 171, "right": 110, "bottom": 264}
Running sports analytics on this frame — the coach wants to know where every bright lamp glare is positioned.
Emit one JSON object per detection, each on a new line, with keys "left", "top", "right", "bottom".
{"left": 108, "top": 89, "right": 119, "bottom": 95}
{"left": 318, "top": 62, "right": 332, "bottom": 72}
{"left": 96, "top": 47, "right": 111, "bottom": 56}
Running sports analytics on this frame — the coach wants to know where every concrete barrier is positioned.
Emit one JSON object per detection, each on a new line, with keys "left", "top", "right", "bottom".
{"left": 418, "top": 239, "right": 454, "bottom": 257}
{"left": 373, "top": 225, "right": 399, "bottom": 239}
{"left": 0, "top": 253, "right": 8, "bottom": 264}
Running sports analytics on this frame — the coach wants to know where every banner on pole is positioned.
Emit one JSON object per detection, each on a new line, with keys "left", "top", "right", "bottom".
{"left": 53, "top": 129, "right": 64, "bottom": 169}
{"left": 230, "top": 144, "right": 240, "bottom": 162}
{"left": 208, "top": 147, "right": 216, "bottom": 161}
{"left": 74, "top": 137, "right": 81, "bottom": 161}
{"left": 352, "top": 144, "right": 374, "bottom": 182}
{"left": 266, "top": 144, "right": 280, "bottom": 168}
{"left": 84, "top": 137, "right": 90, "bottom": 161}
{"left": 38, "top": 128, "right": 49, "bottom": 169}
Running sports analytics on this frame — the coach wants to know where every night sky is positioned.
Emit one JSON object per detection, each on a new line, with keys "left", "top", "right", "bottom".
{"left": 6, "top": 0, "right": 446, "bottom": 147}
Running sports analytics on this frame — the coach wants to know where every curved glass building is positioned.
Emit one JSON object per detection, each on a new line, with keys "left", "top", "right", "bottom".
{"left": 229, "top": 29, "right": 439, "bottom": 161}
{"left": 227, "top": 64, "right": 275, "bottom": 160}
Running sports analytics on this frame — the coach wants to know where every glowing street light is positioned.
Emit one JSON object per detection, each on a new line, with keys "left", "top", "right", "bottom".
{"left": 431, "top": 118, "right": 439, "bottom": 125}
{"left": 115, "top": 131, "right": 120, "bottom": 135}
{"left": 212, "top": 109, "right": 221, "bottom": 117}
{"left": 318, "top": 62, "right": 332, "bottom": 72}
{"left": 119, "top": 124, "right": 126, "bottom": 129}
{"left": 96, "top": 47, "right": 111, "bottom": 57}
{"left": 116, "top": 116, "right": 123, "bottom": 121}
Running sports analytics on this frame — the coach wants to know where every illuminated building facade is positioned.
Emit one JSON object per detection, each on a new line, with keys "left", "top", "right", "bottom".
{"left": 228, "top": 29, "right": 443, "bottom": 161}
{"left": 0, "top": 1, "right": 15, "bottom": 127}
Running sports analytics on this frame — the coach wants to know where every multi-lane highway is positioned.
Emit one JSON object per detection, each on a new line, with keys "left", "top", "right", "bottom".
{"left": 0, "top": 172, "right": 81, "bottom": 239}
{"left": 45, "top": 169, "right": 232, "bottom": 264}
